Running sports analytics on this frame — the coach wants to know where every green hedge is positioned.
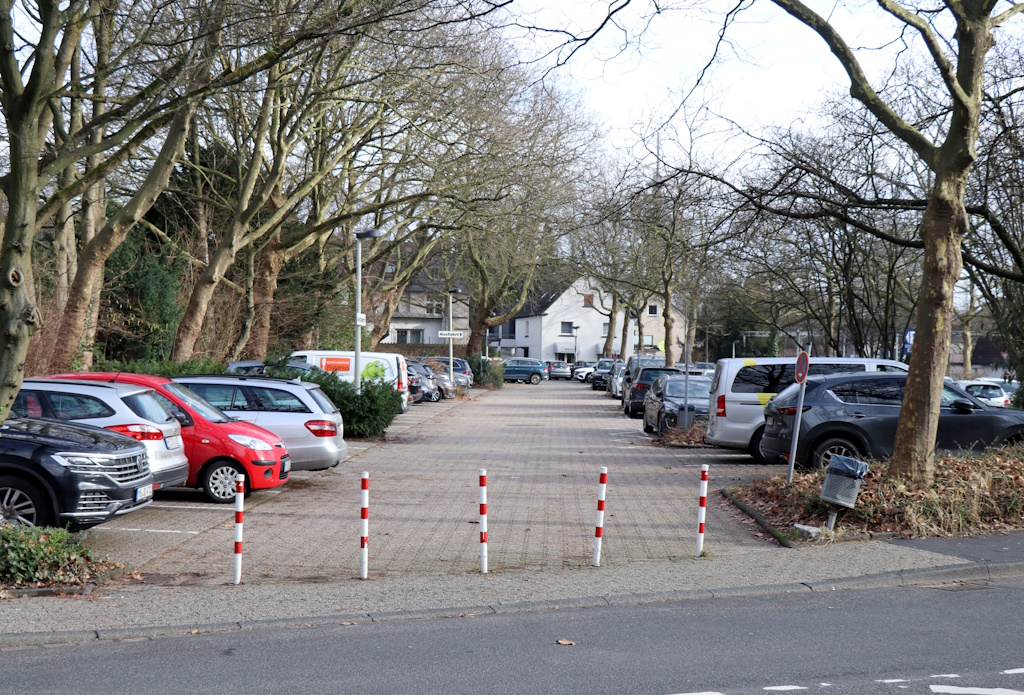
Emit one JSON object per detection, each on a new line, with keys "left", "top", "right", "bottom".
{"left": 467, "top": 354, "right": 503, "bottom": 388}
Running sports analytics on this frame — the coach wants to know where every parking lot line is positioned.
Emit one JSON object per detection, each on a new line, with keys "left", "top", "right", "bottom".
{"left": 88, "top": 528, "right": 200, "bottom": 535}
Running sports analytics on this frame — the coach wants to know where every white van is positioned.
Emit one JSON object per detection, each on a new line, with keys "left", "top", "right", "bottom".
{"left": 290, "top": 350, "right": 410, "bottom": 413}
{"left": 706, "top": 356, "right": 909, "bottom": 463}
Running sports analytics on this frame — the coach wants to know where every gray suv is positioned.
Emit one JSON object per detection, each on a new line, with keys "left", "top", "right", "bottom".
{"left": 173, "top": 375, "right": 347, "bottom": 471}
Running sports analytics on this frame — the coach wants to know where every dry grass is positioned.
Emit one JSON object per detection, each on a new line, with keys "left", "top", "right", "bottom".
{"left": 732, "top": 446, "right": 1024, "bottom": 538}
{"left": 658, "top": 421, "right": 708, "bottom": 446}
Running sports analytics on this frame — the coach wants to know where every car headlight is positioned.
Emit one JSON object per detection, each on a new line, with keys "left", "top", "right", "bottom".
{"left": 52, "top": 453, "right": 110, "bottom": 471}
{"left": 228, "top": 434, "right": 274, "bottom": 451}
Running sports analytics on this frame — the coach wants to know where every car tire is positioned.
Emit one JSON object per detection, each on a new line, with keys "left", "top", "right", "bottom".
{"left": 585, "top": 373, "right": 593, "bottom": 383}
{"left": 748, "top": 428, "right": 771, "bottom": 465}
{"left": 0, "top": 475, "right": 53, "bottom": 527}
{"left": 656, "top": 413, "right": 666, "bottom": 436}
{"left": 811, "top": 437, "right": 862, "bottom": 470}
{"left": 201, "top": 461, "right": 246, "bottom": 503}
{"left": 529, "top": 373, "right": 542, "bottom": 385}
{"left": 643, "top": 413, "right": 654, "bottom": 433}
{"left": 430, "top": 388, "right": 441, "bottom": 402}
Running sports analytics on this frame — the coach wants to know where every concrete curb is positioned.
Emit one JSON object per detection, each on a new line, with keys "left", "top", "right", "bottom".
{"left": 720, "top": 487, "right": 796, "bottom": 548}
{"left": 3, "top": 561, "right": 1023, "bottom": 648}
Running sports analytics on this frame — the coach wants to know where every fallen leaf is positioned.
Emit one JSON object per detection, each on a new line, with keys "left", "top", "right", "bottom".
{"left": 556, "top": 639, "right": 575, "bottom": 646}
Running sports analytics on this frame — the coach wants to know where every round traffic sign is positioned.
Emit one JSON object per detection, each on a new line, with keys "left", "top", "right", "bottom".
{"left": 795, "top": 351, "right": 809, "bottom": 384}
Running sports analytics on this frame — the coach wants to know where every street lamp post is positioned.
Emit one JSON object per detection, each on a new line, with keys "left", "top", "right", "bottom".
{"left": 354, "top": 228, "right": 382, "bottom": 394}
{"left": 572, "top": 325, "right": 580, "bottom": 362}
{"left": 448, "top": 288, "right": 462, "bottom": 384}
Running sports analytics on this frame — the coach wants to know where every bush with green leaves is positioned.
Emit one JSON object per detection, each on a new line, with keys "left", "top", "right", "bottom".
{"left": 93, "top": 357, "right": 227, "bottom": 377}
{"left": 466, "top": 354, "right": 503, "bottom": 388}
{"left": 0, "top": 525, "right": 105, "bottom": 587}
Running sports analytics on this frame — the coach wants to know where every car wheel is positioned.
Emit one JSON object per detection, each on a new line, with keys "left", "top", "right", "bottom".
{"left": 0, "top": 476, "right": 53, "bottom": 527}
{"left": 811, "top": 437, "right": 862, "bottom": 470}
{"left": 585, "top": 373, "right": 593, "bottom": 383}
{"left": 430, "top": 388, "right": 442, "bottom": 402}
{"left": 201, "top": 461, "right": 245, "bottom": 503}
{"left": 656, "top": 413, "right": 666, "bottom": 436}
{"left": 642, "top": 412, "right": 654, "bottom": 433}
{"left": 529, "top": 373, "right": 542, "bottom": 385}
{"left": 748, "top": 428, "right": 771, "bottom": 465}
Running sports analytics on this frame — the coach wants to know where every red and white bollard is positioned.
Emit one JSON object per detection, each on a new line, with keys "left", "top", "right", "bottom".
{"left": 479, "top": 469, "right": 488, "bottom": 574}
{"left": 360, "top": 471, "right": 369, "bottom": 579}
{"left": 593, "top": 467, "right": 608, "bottom": 567}
{"left": 696, "top": 464, "right": 709, "bottom": 557}
{"left": 233, "top": 473, "right": 245, "bottom": 585}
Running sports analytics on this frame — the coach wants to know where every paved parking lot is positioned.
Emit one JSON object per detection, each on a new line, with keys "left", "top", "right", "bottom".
{"left": 81, "top": 381, "right": 783, "bottom": 585}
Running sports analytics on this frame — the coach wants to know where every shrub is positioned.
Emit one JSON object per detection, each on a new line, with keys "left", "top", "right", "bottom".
{"left": 0, "top": 526, "right": 109, "bottom": 588}
{"left": 467, "top": 354, "right": 503, "bottom": 388}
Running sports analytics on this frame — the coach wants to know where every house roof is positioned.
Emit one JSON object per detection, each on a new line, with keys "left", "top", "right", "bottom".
{"left": 513, "top": 279, "right": 577, "bottom": 319}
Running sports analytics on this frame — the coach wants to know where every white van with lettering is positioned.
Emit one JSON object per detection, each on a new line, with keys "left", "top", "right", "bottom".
{"left": 706, "top": 356, "right": 909, "bottom": 463}
{"left": 290, "top": 350, "right": 410, "bottom": 413}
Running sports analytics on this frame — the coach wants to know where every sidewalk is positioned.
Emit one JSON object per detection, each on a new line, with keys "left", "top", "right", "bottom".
{"left": 2, "top": 383, "right": 1021, "bottom": 646}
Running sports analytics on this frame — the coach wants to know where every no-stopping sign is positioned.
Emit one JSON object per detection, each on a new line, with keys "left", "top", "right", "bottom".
{"left": 795, "top": 351, "right": 809, "bottom": 384}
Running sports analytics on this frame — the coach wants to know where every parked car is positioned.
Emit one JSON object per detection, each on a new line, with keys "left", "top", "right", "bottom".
{"left": 502, "top": 358, "right": 547, "bottom": 384}
{"left": 608, "top": 363, "right": 628, "bottom": 398}
{"left": 570, "top": 361, "right": 594, "bottom": 379}
{"left": 582, "top": 358, "right": 615, "bottom": 386}
{"left": 573, "top": 363, "right": 597, "bottom": 382}
{"left": 760, "top": 373, "right": 1024, "bottom": 469}
{"left": 548, "top": 361, "right": 572, "bottom": 380}
{"left": 406, "top": 367, "right": 427, "bottom": 404}
{"left": 172, "top": 375, "right": 347, "bottom": 471}
{"left": 623, "top": 366, "right": 683, "bottom": 417}
{"left": 620, "top": 356, "right": 667, "bottom": 400}
{"left": 706, "top": 356, "right": 909, "bottom": 464}
{"left": 0, "top": 417, "right": 154, "bottom": 529}
{"left": 408, "top": 361, "right": 444, "bottom": 402}
{"left": 13, "top": 379, "right": 189, "bottom": 492}
{"left": 956, "top": 380, "right": 1012, "bottom": 408}
{"left": 418, "top": 356, "right": 474, "bottom": 386}
{"left": 642, "top": 375, "right": 712, "bottom": 434}
{"left": 48, "top": 373, "right": 291, "bottom": 503}
{"left": 591, "top": 359, "right": 621, "bottom": 390}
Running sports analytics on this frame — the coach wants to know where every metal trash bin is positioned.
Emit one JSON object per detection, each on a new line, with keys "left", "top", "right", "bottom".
{"left": 820, "top": 454, "right": 869, "bottom": 509}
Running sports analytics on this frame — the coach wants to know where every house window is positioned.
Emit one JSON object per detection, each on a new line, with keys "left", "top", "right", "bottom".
{"left": 644, "top": 335, "right": 654, "bottom": 346}
{"left": 583, "top": 294, "right": 594, "bottom": 307}
{"left": 602, "top": 323, "right": 609, "bottom": 337}
{"left": 561, "top": 321, "right": 573, "bottom": 335}
{"left": 427, "top": 300, "right": 444, "bottom": 315}
{"left": 648, "top": 304, "right": 658, "bottom": 316}
{"left": 396, "top": 329, "right": 423, "bottom": 344}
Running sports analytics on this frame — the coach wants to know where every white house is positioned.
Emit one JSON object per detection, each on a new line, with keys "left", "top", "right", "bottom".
{"left": 493, "top": 278, "right": 638, "bottom": 363}
{"left": 380, "top": 279, "right": 469, "bottom": 347}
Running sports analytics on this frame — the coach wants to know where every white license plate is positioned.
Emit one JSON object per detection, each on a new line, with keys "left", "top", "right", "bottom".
{"left": 136, "top": 484, "right": 154, "bottom": 501}
{"left": 165, "top": 435, "right": 183, "bottom": 450}
{"left": 282, "top": 457, "right": 291, "bottom": 473}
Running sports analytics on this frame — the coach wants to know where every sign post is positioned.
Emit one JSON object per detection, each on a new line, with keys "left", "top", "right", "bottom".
{"left": 786, "top": 349, "right": 810, "bottom": 485}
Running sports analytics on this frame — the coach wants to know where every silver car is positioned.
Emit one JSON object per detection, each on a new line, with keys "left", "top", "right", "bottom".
{"left": 173, "top": 375, "right": 347, "bottom": 471}
{"left": 14, "top": 378, "right": 189, "bottom": 491}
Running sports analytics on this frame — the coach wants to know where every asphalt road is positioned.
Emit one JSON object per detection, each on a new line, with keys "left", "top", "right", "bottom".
{"left": 3, "top": 578, "right": 1022, "bottom": 694}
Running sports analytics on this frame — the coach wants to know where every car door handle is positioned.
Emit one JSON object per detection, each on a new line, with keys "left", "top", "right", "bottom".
{"left": 850, "top": 411, "right": 867, "bottom": 418}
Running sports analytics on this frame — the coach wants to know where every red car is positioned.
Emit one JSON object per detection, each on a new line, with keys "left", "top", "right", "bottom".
{"left": 48, "top": 373, "right": 291, "bottom": 503}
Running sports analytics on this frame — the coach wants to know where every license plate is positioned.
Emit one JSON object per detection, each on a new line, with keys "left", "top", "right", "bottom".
{"left": 165, "top": 434, "right": 183, "bottom": 450}
{"left": 136, "top": 484, "right": 154, "bottom": 501}
{"left": 282, "top": 456, "right": 291, "bottom": 473}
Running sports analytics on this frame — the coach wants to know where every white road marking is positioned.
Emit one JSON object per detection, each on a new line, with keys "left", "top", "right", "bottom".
{"left": 930, "top": 687, "right": 1024, "bottom": 694}
{"left": 933, "top": 675, "right": 962, "bottom": 679}
{"left": 879, "top": 679, "right": 914, "bottom": 683}
{"left": 1003, "top": 670, "right": 1024, "bottom": 675}
{"left": 87, "top": 528, "right": 199, "bottom": 535}
{"left": 665, "top": 692, "right": 727, "bottom": 695}
{"left": 764, "top": 688, "right": 808, "bottom": 692}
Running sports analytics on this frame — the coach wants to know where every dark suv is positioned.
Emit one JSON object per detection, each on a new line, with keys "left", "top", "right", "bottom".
{"left": 623, "top": 366, "right": 683, "bottom": 417}
{"left": 0, "top": 417, "right": 154, "bottom": 529}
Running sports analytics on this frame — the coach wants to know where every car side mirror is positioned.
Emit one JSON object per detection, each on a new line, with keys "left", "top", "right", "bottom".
{"left": 951, "top": 399, "right": 975, "bottom": 414}
{"left": 173, "top": 410, "right": 194, "bottom": 427}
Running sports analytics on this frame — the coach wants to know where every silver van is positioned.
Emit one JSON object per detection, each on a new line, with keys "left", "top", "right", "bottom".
{"left": 705, "top": 357, "right": 909, "bottom": 463}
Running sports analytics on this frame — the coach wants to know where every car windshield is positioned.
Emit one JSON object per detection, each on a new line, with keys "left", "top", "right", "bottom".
{"left": 163, "top": 382, "right": 231, "bottom": 422}
{"left": 665, "top": 379, "right": 712, "bottom": 399}
{"left": 596, "top": 359, "right": 614, "bottom": 369}
{"left": 123, "top": 391, "right": 177, "bottom": 424}
{"left": 307, "top": 387, "right": 339, "bottom": 414}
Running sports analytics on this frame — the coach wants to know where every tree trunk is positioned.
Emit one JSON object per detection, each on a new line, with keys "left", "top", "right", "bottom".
{"left": 961, "top": 321, "right": 973, "bottom": 378}
{"left": 619, "top": 312, "right": 630, "bottom": 360}
{"left": 171, "top": 241, "right": 238, "bottom": 362}
{"left": 243, "top": 240, "right": 286, "bottom": 360}
{"left": 229, "top": 247, "right": 257, "bottom": 362}
{"left": 662, "top": 289, "right": 675, "bottom": 366}
{"left": 889, "top": 175, "right": 966, "bottom": 486}
{"left": 602, "top": 294, "right": 619, "bottom": 358}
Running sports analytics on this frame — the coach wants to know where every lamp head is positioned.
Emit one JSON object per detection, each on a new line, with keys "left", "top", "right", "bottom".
{"left": 355, "top": 228, "right": 383, "bottom": 240}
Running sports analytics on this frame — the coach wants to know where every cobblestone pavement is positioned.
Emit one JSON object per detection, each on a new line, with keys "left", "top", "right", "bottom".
{"left": 80, "top": 381, "right": 780, "bottom": 584}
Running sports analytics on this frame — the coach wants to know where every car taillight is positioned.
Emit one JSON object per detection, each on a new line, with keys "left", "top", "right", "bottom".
{"left": 716, "top": 395, "right": 726, "bottom": 417}
{"left": 305, "top": 420, "right": 338, "bottom": 437}
{"left": 637, "top": 382, "right": 650, "bottom": 389}
{"left": 398, "top": 372, "right": 405, "bottom": 390}
{"left": 105, "top": 424, "right": 165, "bottom": 441}
{"left": 778, "top": 406, "right": 811, "bottom": 416}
